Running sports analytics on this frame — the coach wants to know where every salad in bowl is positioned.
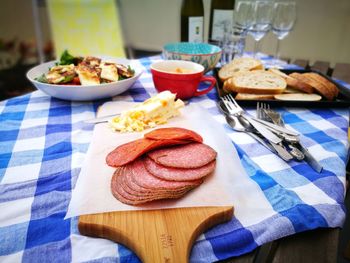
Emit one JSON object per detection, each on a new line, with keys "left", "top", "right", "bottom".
{"left": 27, "top": 51, "right": 142, "bottom": 101}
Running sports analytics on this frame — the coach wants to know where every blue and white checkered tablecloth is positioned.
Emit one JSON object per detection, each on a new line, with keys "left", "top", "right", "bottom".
{"left": 0, "top": 56, "right": 349, "bottom": 262}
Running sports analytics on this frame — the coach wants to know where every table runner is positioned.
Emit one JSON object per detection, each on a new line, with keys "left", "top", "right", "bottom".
{"left": 0, "top": 55, "right": 349, "bottom": 262}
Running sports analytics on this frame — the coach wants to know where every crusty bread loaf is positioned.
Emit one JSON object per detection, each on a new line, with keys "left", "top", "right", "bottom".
{"left": 303, "top": 72, "right": 339, "bottom": 98}
{"left": 274, "top": 93, "right": 322, "bottom": 101}
{"left": 235, "top": 93, "right": 275, "bottom": 100}
{"left": 289, "top": 72, "right": 334, "bottom": 100}
{"left": 268, "top": 68, "right": 314, "bottom": 94}
{"left": 224, "top": 70, "right": 287, "bottom": 94}
{"left": 218, "top": 57, "right": 264, "bottom": 82}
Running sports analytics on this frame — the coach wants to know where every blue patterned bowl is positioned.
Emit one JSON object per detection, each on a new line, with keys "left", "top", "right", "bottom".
{"left": 163, "top": 42, "right": 222, "bottom": 72}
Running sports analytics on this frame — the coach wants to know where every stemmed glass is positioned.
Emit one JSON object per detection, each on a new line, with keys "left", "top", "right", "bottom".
{"left": 272, "top": 1, "right": 297, "bottom": 61}
{"left": 220, "top": 0, "right": 254, "bottom": 64}
{"left": 235, "top": 0, "right": 255, "bottom": 32}
{"left": 248, "top": 0, "right": 274, "bottom": 57}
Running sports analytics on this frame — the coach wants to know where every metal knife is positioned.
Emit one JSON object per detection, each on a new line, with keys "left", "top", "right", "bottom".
{"left": 250, "top": 117, "right": 300, "bottom": 136}
{"left": 236, "top": 115, "right": 294, "bottom": 161}
{"left": 295, "top": 142, "right": 323, "bottom": 173}
{"left": 225, "top": 115, "right": 277, "bottom": 153}
{"left": 84, "top": 113, "right": 120, "bottom": 124}
{"left": 241, "top": 115, "right": 283, "bottom": 144}
{"left": 269, "top": 142, "right": 294, "bottom": 161}
{"left": 84, "top": 100, "right": 190, "bottom": 125}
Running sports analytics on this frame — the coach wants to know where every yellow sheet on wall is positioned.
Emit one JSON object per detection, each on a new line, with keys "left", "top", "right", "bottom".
{"left": 47, "top": 0, "right": 126, "bottom": 58}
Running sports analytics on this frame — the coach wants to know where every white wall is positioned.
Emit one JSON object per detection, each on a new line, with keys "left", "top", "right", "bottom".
{"left": 0, "top": 0, "right": 51, "bottom": 43}
{"left": 119, "top": 0, "right": 350, "bottom": 66}
{"left": 0, "top": 0, "right": 349, "bottom": 66}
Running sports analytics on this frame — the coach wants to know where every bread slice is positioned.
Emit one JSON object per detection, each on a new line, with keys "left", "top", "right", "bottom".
{"left": 289, "top": 72, "right": 334, "bottom": 101}
{"left": 235, "top": 93, "right": 275, "bottom": 100}
{"left": 218, "top": 57, "right": 264, "bottom": 82}
{"left": 224, "top": 70, "right": 287, "bottom": 94}
{"left": 268, "top": 68, "right": 314, "bottom": 94}
{"left": 303, "top": 72, "right": 339, "bottom": 98}
{"left": 274, "top": 93, "right": 322, "bottom": 101}
{"left": 284, "top": 86, "right": 304, "bottom": 94}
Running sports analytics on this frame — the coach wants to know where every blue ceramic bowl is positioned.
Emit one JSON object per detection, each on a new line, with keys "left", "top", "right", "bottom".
{"left": 163, "top": 42, "right": 222, "bottom": 72}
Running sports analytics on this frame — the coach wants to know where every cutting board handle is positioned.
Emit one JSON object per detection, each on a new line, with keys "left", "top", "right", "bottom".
{"left": 79, "top": 206, "right": 233, "bottom": 262}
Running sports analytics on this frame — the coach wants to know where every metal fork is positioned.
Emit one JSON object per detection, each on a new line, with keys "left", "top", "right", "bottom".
{"left": 258, "top": 102, "right": 284, "bottom": 126}
{"left": 258, "top": 102, "right": 323, "bottom": 172}
{"left": 257, "top": 102, "right": 304, "bottom": 161}
{"left": 222, "top": 95, "right": 281, "bottom": 144}
{"left": 256, "top": 102, "right": 272, "bottom": 122}
{"left": 257, "top": 102, "right": 299, "bottom": 144}
{"left": 222, "top": 95, "right": 294, "bottom": 161}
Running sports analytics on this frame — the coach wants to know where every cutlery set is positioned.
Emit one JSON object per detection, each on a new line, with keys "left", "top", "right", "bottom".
{"left": 220, "top": 94, "right": 323, "bottom": 173}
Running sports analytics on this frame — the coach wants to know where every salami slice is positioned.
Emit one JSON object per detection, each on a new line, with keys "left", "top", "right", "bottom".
{"left": 144, "top": 127, "right": 203, "bottom": 143}
{"left": 129, "top": 159, "right": 203, "bottom": 190}
{"left": 147, "top": 142, "right": 217, "bottom": 168}
{"left": 121, "top": 165, "right": 191, "bottom": 196}
{"left": 109, "top": 128, "right": 217, "bottom": 206}
{"left": 106, "top": 138, "right": 189, "bottom": 167}
{"left": 111, "top": 168, "right": 193, "bottom": 205}
{"left": 144, "top": 157, "right": 216, "bottom": 181}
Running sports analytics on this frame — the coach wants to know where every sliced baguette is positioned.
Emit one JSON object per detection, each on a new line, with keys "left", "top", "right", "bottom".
{"left": 304, "top": 72, "right": 339, "bottom": 98}
{"left": 235, "top": 93, "right": 275, "bottom": 100}
{"left": 268, "top": 68, "right": 314, "bottom": 94}
{"left": 283, "top": 86, "right": 304, "bottom": 94}
{"left": 218, "top": 57, "right": 264, "bottom": 82}
{"left": 274, "top": 93, "right": 322, "bottom": 101}
{"left": 289, "top": 72, "right": 334, "bottom": 101}
{"left": 225, "top": 70, "right": 287, "bottom": 94}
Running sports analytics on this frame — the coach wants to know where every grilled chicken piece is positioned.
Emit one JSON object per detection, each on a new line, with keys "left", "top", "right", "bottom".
{"left": 100, "top": 62, "right": 119, "bottom": 82}
{"left": 76, "top": 64, "right": 100, "bottom": 85}
{"left": 46, "top": 64, "right": 76, "bottom": 84}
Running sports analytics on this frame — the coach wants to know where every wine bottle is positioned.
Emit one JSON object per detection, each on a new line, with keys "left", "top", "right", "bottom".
{"left": 208, "top": 0, "right": 235, "bottom": 44}
{"left": 180, "top": 0, "right": 204, "bottom": 42}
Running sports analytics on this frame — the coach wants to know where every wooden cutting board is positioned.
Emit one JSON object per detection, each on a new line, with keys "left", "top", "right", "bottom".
{"left": 79, "top": 206, "right": 233, "bottom": 263}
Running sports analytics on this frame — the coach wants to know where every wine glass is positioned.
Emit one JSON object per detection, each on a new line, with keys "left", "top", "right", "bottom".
{"left": 248, "top": 0, "right": 274, "bottom": 58}
{"left": 272, "top": 1, "right": 297, "bottom": 61}
{"left": 220, "top": 0, "right": 254, "bottom": 64}
{"left": 235, "top": 0, "right": 255, "bottom": 32}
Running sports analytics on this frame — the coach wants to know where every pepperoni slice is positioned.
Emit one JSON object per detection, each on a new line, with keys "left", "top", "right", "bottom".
{"left": 144, "top": 127, "right": 203, "bottom": 143}
{"left": 147, "top": 142, "right": 217, "bottom": 168}
{"left": 111, "top": 167, "right": 195, "bottom": 205}
{"left": 106, "top": 138, "right": 189, "bottom": 167}
{"left": 144, "top": 157, "right": 216, "bottom": 181}
{"left": 129, "top": 159, "right": 203, "bottom": 190}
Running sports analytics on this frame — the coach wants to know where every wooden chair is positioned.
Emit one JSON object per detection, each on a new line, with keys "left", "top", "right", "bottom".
{"left": 280, "top": 57, "right": 291, "bottom": 64}
{"left": 310, "top": 61, "right": 331, "bottom": 75}
{"left": 332, "top": 63, "right": 350, "bottom": 83}
{"left": 293, "top": 59, "right": 309, "bottom": 69}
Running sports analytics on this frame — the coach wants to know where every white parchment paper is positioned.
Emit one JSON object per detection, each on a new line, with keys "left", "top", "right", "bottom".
{"left": 66, "top": 102, "right": 248, "bottom": 218}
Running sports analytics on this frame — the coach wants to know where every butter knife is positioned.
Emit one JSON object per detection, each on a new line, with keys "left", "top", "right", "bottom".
{"left": 250, "top": 117, "right": 300, "bottom": 136}
{"left": 84, "top": 113, "right": 120, "bottom": 124}
{"left": 295, "top": 142, "right": 323, "bottom": 173}
{"left": 236, "top": 115, "right": 293, "bottom": 161}
{"left": 241, "top": 115, "right": 283, "bottom": 145}
{"left": 224, "top": 115, "right": 276, "bottom": 153}
{"left": 270, "top": 143, "right": 294, "bottom": 161}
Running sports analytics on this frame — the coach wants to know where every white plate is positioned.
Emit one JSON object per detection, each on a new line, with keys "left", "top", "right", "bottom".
{"left": 26, "top": 57, "right": 142, "bottom": 101}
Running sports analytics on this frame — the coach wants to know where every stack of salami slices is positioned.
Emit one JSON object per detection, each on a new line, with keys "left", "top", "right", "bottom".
{"left": 106, "top": 127, "right": 217, "bottom": 205}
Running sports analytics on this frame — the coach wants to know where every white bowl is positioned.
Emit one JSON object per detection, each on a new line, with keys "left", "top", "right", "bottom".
{"left": 26, "top": 57, "right": 142, "bottom": 101}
